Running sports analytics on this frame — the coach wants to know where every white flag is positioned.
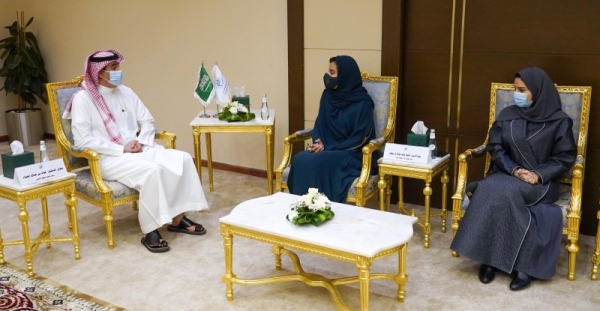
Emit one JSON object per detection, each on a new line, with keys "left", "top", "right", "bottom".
{"left": 212, "top": 63, "right": 230, "bottom": 104}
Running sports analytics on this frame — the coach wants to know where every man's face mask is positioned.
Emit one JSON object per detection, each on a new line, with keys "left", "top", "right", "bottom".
{"left": 323, "top": 73, "right": 337, "bottom": 90}
{"left": 513, "top": 91, "right": 532, "bottom": 108}
{"left": 103, "top": 70, "right": 123, "bottom": 86}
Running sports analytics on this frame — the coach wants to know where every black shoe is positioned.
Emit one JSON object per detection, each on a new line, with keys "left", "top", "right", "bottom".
{"left": 478, "top": 264, "right": 496, "bottom": 284}
{"left": 510, "top": 271, "right": 533, "bottom": 291}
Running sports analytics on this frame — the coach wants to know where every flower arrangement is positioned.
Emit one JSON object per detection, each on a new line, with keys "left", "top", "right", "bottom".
{"left": 218, "top": 101, "right": 255, "bottom": 122}
{"left": 286, "top": 188, "right": 335, "bottom": 226}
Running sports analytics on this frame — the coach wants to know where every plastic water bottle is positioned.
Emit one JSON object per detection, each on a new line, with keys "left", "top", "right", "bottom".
{"left": 428, "top": 129, "right": 437, "bottom": 159}
{"left": 261, "top": 94, "right": 270, "bottom": 120}
{"left": 39, "top": 140, "right": 49, "bottom": 162}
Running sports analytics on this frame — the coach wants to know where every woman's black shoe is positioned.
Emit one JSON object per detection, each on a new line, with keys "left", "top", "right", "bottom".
{"left": 509, "top": 271, "right": 533, "bottom": 291}
{"left": 478, "top": 264, "right": 496, "bottom": 284}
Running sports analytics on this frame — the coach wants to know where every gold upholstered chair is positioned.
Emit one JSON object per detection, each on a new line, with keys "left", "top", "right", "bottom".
{"left": 46, "top": 75, "right": 177, "bottom": 249}
{"left": 274, "top": 72, "right": 398, "bottom": 206}
{"left": 451, "top": 82, "right": 592, "bottom": 280}
{"left": 592, "top": 197, "right": 600, "bottom": 280}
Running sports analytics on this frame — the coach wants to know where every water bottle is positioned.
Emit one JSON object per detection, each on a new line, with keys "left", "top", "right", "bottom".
{"left": 261, "top": 93, "right": 270, "bottom": 120}
{"left": 39, "top": 140, "right": 49, "bottom": 162}
{"left": 428, "top": 129, "right": 437, "bottom": 159}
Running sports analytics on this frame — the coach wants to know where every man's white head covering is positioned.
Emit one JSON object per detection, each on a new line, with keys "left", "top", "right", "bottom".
{"left": 63, "top": 50, "right": 125, "bottom": 144}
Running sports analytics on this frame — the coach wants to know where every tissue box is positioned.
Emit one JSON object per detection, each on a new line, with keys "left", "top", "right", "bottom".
{"left": 232, "top": 95, "right": 250, "bottom": 110}
{"left": 407, "top": 133, "right": 428, "bottom": 147}
{"left": 1, "top": 151, "right": 35, "bottom": 179}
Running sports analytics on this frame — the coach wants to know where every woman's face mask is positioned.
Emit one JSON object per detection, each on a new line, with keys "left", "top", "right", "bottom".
{"left": 323, "top": 73, "right": 337, "bottom": 90}
{"left": 513, "top": 91, "right": 533, "bottom": 108}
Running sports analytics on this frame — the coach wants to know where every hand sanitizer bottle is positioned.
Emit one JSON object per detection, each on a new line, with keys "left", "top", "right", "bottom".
{"left": 428, "top": 129, "right": 437, "bottom": 159}
{"left": 261, "top": 94, "right": 270, "bottom": 120}
{"left": 39, "top": 140, "right": 49, "bottom": 162}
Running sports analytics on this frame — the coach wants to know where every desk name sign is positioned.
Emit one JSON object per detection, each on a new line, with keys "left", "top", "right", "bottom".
{"left": 13, "top": 159, "right": 68, "bottom": 186}
{"left": 382, "top": 143, "right": 430, "bottom": 164}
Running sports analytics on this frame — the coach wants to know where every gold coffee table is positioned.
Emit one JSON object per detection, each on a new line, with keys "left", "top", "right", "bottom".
{"left": 0, "top": 173, "right": 80, "bottom": 277}
{"left": 377, "top": 154, "right": 451, "bottom": 248}
{"left": 190, "top": 109, "right": 276, "bottom": 194}
{"left": 220, "top": 193, "right": 417, "bottom": 311}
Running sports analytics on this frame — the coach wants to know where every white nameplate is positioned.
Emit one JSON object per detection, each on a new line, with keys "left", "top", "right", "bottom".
{"left": 382, "top": 143, "right": 430, "bottom": 164}
{"left": 13, "top": 159, "right": 68, "bottom": 186}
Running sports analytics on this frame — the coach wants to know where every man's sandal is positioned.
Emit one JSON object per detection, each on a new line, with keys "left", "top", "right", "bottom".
{"left": 141, "top": 230, "right": 170, "bottom": 253}
{"left": 167, "top": 217, "right": 206, "bottom": 235}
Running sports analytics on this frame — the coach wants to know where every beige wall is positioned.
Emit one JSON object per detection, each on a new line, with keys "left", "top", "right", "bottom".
{"left": 2, "top": 0, "right": 288, "bottom": 171}
{"left": 303, "top": 0, "right": 382, "bottom": 130}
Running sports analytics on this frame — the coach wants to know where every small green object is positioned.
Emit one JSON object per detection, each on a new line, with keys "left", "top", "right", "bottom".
{"left": 1, "top": 151, "right": 35, "bottom": 179}
{"left": 407, "top": 133, "right": 428, "bottom": 147}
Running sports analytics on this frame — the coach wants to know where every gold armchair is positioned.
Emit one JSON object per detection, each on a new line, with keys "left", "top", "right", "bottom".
{"left": 46, "top": 76, "right": 176, "bottom": 249}
{"left": 274, "top": 72, "right": 398, "bottom": 206}
{"left": 451, "top": 82, "right": 592, "bottom": 280}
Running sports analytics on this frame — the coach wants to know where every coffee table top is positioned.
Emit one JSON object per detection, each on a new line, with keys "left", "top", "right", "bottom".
{"left": 220, "top": 192, "right": 417, "bottom": 257}
{"left": 189, "top": 109, "right": 275, "bottom": 126}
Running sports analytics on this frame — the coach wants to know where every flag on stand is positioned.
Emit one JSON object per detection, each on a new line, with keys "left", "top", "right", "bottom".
{"left": 212, "top": 62, "right": 230, "bottom": 104}
{"left": 194, "top": 63, "right": 214, "bottom": 106}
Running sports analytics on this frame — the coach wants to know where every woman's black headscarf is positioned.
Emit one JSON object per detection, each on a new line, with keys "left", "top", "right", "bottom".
{"left": 321, "top": 55, "right": 373, "bottom": 109}
{"left": 497, "top": 66, "right": 569, "bottom": 122}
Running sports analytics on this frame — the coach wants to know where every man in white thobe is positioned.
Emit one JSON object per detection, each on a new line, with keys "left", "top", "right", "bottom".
{"left": 65, "top": 50, "right": 209, "bottom": 253}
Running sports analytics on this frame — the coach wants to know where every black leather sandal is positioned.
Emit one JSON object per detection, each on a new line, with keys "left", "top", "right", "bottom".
{"left": 167, "top": 217, "right": 206, "bottom": 235}
{"left": 141, "top": 230, "right": 170, "bottom": 253}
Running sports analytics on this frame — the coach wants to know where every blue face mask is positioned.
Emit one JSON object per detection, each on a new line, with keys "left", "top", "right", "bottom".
{"left": 513, "top": 91, "right": 532, "bottom": 108}
{"left": 103, "top": 70, "right": 123, "bottom": 86}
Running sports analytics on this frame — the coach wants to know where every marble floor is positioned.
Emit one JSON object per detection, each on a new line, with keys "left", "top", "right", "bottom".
{"left": 0, "top": 140, "right": 598, "bottom": 311}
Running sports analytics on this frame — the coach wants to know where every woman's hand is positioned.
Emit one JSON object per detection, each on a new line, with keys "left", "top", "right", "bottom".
{"left": 308, "top": 139, "right": 325, "bottom": 153}
{"left": 513, "top": 168, "right": 539, "bottom": 185}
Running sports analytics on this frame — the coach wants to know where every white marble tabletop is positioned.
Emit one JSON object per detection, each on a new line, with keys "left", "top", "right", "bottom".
{"left": 0, "top": 172, "right": 76, "bottom": 192}
{"left": 189, "top": 109, "right": 276, "bottom": 126}
{"left": 220, "top": 192, "right": 417, "bottom": 257}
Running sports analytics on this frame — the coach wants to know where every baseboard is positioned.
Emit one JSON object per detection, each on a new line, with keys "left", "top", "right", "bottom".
{"left": 0, "top": 135, "right": 7, "bottom": 142}
{"left": 199, "top": 160, "right": 269, "bottom": 179}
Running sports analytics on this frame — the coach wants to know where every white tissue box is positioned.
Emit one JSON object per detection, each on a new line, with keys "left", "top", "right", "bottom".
{"left": 1, "top": 151, "right": 35, "bottom": 179}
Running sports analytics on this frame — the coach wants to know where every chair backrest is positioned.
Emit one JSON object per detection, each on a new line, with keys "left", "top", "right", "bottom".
{"left": 46, "top": 75, "right": 89, "bottom": 171}
{"left": 484, "top": 82, "right": 592, "bottom": 183}
{"left": 361, "top": 72, "right": 399, "bottom": 155}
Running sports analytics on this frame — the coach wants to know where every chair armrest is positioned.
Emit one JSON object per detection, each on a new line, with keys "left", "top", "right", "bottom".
{"left": 155, "top": 130, "right": 176, "bottom": 149}
{"left": 67, "top": 145, "right": 112, "bottom": 194}
{"left": 354, "top": 137, "right": 386, "bottom": 189}
{"left": 275, "top": 128, "right": 314, "bottom": 174}
{"left": 567, "top": 155, "right": 584, "bottom": 218}
{"left": 451, "top": 144, "right": 486, "bottom": 202}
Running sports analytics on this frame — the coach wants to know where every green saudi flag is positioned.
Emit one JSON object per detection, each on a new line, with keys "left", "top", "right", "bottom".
{"left": 194, "top": 64, "right": 214, "bottom": 106}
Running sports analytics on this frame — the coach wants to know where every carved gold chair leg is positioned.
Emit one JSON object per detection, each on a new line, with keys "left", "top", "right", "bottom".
{"left": 591, "top": 210, "right": 600, "bottom": 280}
{"left": 132, "top": 201, "right": 138, "bottom": 211}
{"left": 103, "top": 207, "right": 115, "bottom": 249}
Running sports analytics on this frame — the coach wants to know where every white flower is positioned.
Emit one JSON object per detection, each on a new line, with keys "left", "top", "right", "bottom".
{"left": 314, "top": 196, "right": 328, "bottom": 210}
{"left": 229, "top": 106, "right": 238, "bottom": 115}
{"left": 302, "top": 194, "right": 313, "bottom": 207}
{"left": 288, "top": 209, "right": 298, "bottom": 221}
{"left": 237, "top": 103, "right": 248, "bottom": 113}
{"left": 307, "top": 188, "right": 319, "bottom": 198}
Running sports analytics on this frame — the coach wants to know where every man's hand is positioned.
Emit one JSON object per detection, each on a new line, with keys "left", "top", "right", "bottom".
{"left": 308, "top": 139, "right": 324, "bottom": 153}
{"left": 513, "top": 168, "right": 539, "bottom": 185}
{"left": 124, "top": 140, "right": 142, "bottom": 153}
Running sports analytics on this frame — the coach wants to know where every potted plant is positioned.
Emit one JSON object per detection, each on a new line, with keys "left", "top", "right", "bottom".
{"left": 0, "top": 12, "right": 47, "bottom": 146}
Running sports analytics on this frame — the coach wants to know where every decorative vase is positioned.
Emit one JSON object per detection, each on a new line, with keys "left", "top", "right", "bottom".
{"left": 5, "top": 108, "right": 45, "bottom": 147}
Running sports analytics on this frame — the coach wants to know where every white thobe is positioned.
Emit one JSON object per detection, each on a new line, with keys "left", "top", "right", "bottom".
{"left": 71, "top": 84, "right": 208, "bottom": 233}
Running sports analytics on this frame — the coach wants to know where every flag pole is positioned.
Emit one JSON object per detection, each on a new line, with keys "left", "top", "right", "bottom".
{"left": 212, "top": 60, "right": 221, "bottom": 118}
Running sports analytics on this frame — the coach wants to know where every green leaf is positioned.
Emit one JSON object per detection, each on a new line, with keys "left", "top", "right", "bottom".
{"left": 21, "top": 92, "right": 37, "bottom": 105}
{"left": 7, "top": 21, "right": 18, "bottom": 36}
{"left": 4, "top": 75, "right": 16, "bottom": 92}
{"left": 6, "top": 53, "right": 20, "bottom": 69}
{"left": 25, "top": 17, "right": 33, "bottom": 28}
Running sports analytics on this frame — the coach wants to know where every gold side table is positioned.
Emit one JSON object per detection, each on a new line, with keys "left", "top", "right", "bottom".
{"left": 190, "top": 109, "right": 276, "bottom": 194}
{"left": 0, "top": 173, "right": 80, "bottom": 277}
{"left": 378, "top": 154, "right": 451, "bottom": 248}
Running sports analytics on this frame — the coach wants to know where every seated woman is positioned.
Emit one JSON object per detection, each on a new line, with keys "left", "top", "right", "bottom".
{"left": 450, "top": 66, "right": 577, "bottom": 291}
{"left": 287, "top": 55, "right": 378, "bottom": 203}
